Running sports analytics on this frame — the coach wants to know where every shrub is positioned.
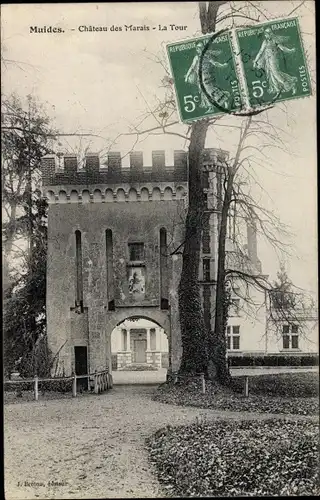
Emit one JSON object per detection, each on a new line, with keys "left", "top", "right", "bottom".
{"left": 232, "top": 372, "right": 319, "bottom": 398}
{"left": 120, "top": 364, "right": 158, "bottom": 371}
{"left": 4, "top": 377, "right": 73, "bottom": 393}
{"left": 154, "top": 373, "right": 319, "bottom": 414}
{"left": 4, "top": 380, "right": 34, "bottom": 392}
{"left": 147, "top": 420, "right": 320, "bottom": 497}
{"left": 39, "top": 378, "right": 73, "bottom": 393}
{"left": 228, "top": 354, "right": 319, "bottom": 367}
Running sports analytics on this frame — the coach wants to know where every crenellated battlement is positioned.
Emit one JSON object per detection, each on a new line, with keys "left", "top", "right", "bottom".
{"left": 41, "top": 148, "right": 229, "bottom": 188}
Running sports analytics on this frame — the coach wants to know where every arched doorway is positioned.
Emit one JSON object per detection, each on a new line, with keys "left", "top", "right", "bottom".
{"left": 110, "top": 317, "right": 169, "bottom": 384}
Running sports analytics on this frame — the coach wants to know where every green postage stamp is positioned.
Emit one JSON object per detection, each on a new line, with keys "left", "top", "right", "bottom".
{"left": 166, "top": 31, "right": 242, "bottom": 122}
{"left": 166, "top": 17, "right": 312, "bottom": 123}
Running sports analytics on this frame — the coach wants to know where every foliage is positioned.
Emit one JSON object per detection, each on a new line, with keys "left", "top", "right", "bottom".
{"left": 146, "top": 419, "right": 319, "bottom": 497}
{"left": 3, "top": 196, "right": 49, "bottom": 378}
{"left": 228, "top": 354, "right": 319, "bottom": 367}
{"left": 270, "top": 264, "right": 297, "bottom": 310}
{"left": 2, "top": 93, "right": 55, "bottom": 377}
{"left": 119, "top": 364, "right": 159, "bottom": 371}
{"left": 2, "top": 94, "right": 54, "bottom": 258}
{"left": 231, "top": 372, "right": 319, "bottom": 398}
{"left": 4, "top": 377, "right": 73, "bottom": 394}
{"left": 154, "top": 372, "right": 319, "bottom": 415}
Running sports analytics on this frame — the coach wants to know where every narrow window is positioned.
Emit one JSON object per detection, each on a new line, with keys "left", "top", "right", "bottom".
{"left": 160, "top": 228, "right": 169, "bottom": 310}
{"left": 106, "top": 229, "right": 115, "bottom": 311}
{"left": 226, "top": 326, "right": 240, "bottom": 350}
{"left": 291, "top": 324, "right": 299, "bottom": 348}
{"left": 291, "top": 334, "right": 299, "bottom": 349}
{"left": 75, "top": 230, "right": 83, "bottom": 311}
{"left": 233, "top": 335, "right": 240, "bottom": 350}
{"left": 282, "top": 335, "right": 290, "bottom": 349}
{"left": 202, "top": 213, "right": 210, "bottom": 253}
{"left": 282, "top": 324, "right": 299, "bottom": 349}
{"left": 203, "top": 258, "right": 211, "bottom": 281}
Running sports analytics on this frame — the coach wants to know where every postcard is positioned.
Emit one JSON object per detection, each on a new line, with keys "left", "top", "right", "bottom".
{"left": 2, "top": 2, "right": 318, "bottom": 499}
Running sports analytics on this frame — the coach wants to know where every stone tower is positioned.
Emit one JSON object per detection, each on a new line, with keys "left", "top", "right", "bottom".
{"left": 41, "top": 148, "right": 229, "bottom": 378}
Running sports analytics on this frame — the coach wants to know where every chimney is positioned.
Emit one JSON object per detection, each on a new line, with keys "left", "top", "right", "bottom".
{"left": 247, "top": 220, "right": 262, "bottom": 272}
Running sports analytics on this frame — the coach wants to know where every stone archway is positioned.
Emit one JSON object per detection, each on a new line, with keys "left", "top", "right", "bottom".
{"left": 110, "top": 317, "right": 169, "bottom": 374}
{"left": 105, "top": 308, "right": 171, "bottom": 376}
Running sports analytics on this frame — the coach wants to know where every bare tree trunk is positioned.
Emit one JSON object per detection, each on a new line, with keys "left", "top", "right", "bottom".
{"left": 178, "top": 121, "right": 209, "bottom": 375}
{"left": 177, "top": 2, "right": 224, "bottom": 378}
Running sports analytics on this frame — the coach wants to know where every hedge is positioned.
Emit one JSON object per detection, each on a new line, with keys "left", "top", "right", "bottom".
{"left": 4, "top": 378, "right": 73, "bottom": 393}
{"left": 228, "top": 354, "right": 319, "bottom": 367}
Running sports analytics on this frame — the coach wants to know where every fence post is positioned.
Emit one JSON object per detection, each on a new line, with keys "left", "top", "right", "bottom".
{"left": 201, "top": 373, "right": 206, "bottom": 394}
{"left": 34, "top": 376, "right": 39, "bottom": 401}
{"left": 94, "top": 370, "right": 98, "bottom": 394}
{"left": 244, "top": 376, "right": 249, "bottom": 397}
{"left": 72, "top": 373, "right": 77, "bottom": 397}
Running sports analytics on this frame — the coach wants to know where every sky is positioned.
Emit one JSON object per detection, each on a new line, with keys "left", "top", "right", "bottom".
{"left": 1, "top": 1, "right": 317, "bottom": 296}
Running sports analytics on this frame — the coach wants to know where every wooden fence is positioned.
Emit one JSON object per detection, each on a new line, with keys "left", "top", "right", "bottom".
{"left": 173, "top": 366, "right": 317, "bottom": 398}
{"left": 6, "top": 369, "right": 113, "bottom": 401}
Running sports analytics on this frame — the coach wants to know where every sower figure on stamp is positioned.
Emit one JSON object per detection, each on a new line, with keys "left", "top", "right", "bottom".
{"left": 253, "top": 27, "right": 298, "bottom": 96}
{"left": 184, "top": 41, "right": 230, "bottom": 113}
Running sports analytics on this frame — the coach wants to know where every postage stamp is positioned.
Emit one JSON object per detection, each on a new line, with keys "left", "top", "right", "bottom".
{"left": 166, "top": 17, "right": 312, "bottom": 123}
{"left": 236, "top": 17, "right": 312, "bottom": 108}
{"left": 166, "top": 31, "right": 241, "bottom": 123}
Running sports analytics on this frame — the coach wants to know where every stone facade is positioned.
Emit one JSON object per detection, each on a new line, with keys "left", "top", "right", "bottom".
{"left": 43, "top": 149, "right": 219, "bottom": 377}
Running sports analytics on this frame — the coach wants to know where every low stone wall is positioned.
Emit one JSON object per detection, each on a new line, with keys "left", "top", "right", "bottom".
{"left": 147, "top": 351, "right": 162, "bottom": 368}
{"left": 114, "top": 351, "right": 167, "bottom": 369}
{"left": 116, "top": 352, "right": 132, "bottom": 368}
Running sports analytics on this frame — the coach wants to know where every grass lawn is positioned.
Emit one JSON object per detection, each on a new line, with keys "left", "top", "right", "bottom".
{"left": 154, "top": 372, "right": 319, "bottom": 415}
{"left": 147, "top": 419, "right": 319, "bottom": 497}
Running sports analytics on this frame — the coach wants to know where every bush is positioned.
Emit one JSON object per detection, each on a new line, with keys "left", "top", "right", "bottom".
{"left": 39, "top": 378, "right": 73, "bottom": 393}
{"left": 4, "top": 380, "right": 34, "bottom": 392}
{"left": 228, "top": 354, "right": 319, "bottom": 367}
{"left": 232, "top": 372, "right": 319, "bottom": 398}
{"left": 4, "top": 377, "right": 73, "bottom": 393}
{"left": 147, "top": 420, "right": 319, "bottom": 497}
{"left": 154, "top": 373, "right": 319, "bottom": 415}
{"left": 119, "top": 364, "right": 158, "bottom": 371}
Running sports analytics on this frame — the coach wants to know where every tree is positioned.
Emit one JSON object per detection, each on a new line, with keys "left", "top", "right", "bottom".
{"left": 2, "top": 94, "right": 54, "bottom": 261}
{"left": 270, "top": 264, "right": 297, "bottom": 311}
{"left": 2, "top": 94, "right": 55, "bottom": 377}
{"left": 209, "top": 111, "right": 316, "bottom": 383}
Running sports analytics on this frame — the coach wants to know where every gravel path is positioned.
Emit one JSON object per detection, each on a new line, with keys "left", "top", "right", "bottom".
{"left": 4, "top": 385, "right": 318, "bottom": 499}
